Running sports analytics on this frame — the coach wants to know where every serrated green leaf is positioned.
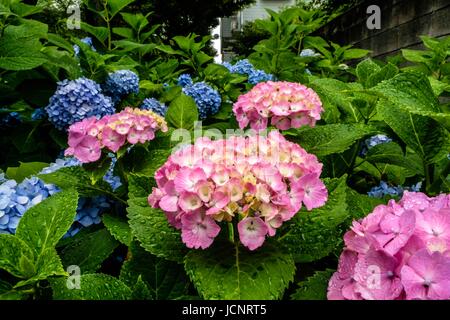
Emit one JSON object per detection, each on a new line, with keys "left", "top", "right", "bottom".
{"left": 5, "top": 161, "right": 48, "bottom": 182}
{"left": 107, "top": 0, "right": 135, "bottom": 19}
{"left": 50, "top": 274, "right": 132, "bottom": 300}
{"left": 356, "top": 59, "right": 381, "bottom": 87}
{"left": 60, "top": 228, "right": 119, "bottom": 274}
{"left": 130, "top": 276, "right": 152, "bottom": 300}
{"left": 102, "top": 215, "right": 133, "bottom": 246}
{"left": 279, "top": 176, "right": 349, "bottom": 263}
{"left": 366, "top": 63, "right": 399, "bottom": 88}
{"left": 166, "top": 94, "right": 199, "bottom": 130}
{"left": 342, "top": 48, "right": 370, "bottom": 60}
{"left": 0, "top": 234, "right": 35, "bottom": 278}
{"left": 38, "top": 166, "right": 116, "bottom": 198}
{"left": 127, "top": 173, "right": 152, "bottom": 198}
{"left": 127, "top": 197, "right": 188, "bottom": 262}
{"left": 291, "top": 269, "right": 334, "bottom": 300}
{"left": 345, "top": 188, "right": 385, "bottom": 221}
{"left": 120, "top": 242, "right": 190, "bottom": 300}
{"left": 0, "top": 33, "right": 47, "bottom": 70}
{"left": 184, "top": 242, "right": 295, "bottom": 300}
{"left": 286, "top": 124, "right": 377, "bottom": 157}
{"left": 15, "top": 248, "right": 66, "bottom": 288}
{"left": 79, "top": 22, "right": 108, "bottom": 45}
{"left": 377, "top": 100, "right": 448, "bottom": 163}
{"left": 364, "top": 142, "right": 407, "bottom": 167}
{"left": 16, "top": 189, "right": 79, "bottom": 256}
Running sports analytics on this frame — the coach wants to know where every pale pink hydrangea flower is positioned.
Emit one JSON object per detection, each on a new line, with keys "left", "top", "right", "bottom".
{"left": 233, "top": 81, "right": 324, "bottom": 132}
{"left": 149, "top": 131, "right": 327, "bottom": 250}
{"left": 65, "top": 107, "right": 168, "bottom": 163}
{"left": 329, "top": 192, "right": 450, "bottom": 300}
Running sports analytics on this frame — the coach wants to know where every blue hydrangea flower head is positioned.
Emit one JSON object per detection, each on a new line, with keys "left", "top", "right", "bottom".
{"left": 248, "top": 69, "right": 274, "bottom": 85}
{"left": 300, "top": 49, "right": 320, "bottom": 57}
{"left": 0, "top": 176, "right": 58, "bottom": 234}
{"left": 45, "top": 77, "right": 115, "bottom": 130}
{"left": 368, "top": 181, "right": 403, "bottom": 198}
{"left": 177, "top": 74, "right": 193, "bottom": 88}
{"left": 32, "top": 108, "right": 47, "bottom": 121}
{"left": 360, "top": 134, "right": 393, "bottom": 156}
{"left": 182, "top": 81, "right": 221, "bottom": 120}
{"left": 230, "top": 59, "right": 254, "bottom": 75}
{"left": 102, "top": 154, "right": 122, "bottom": 191}
{"left": 40, "top": 157, "right": 81, "bottom": 175}
{"left": 224, "top": 59, "right": 275, "bottom": 85}
{"left": 103, "top": 70, "right": 140, "bottom": 104}
{"left": 0, "top": 111, "right": 21, "bottom": 128}
{"left": 73, "top": 37, "right": 96, "bottom": 56}
{"left": 140, "top": 98, "right": 168, "bottom": 117}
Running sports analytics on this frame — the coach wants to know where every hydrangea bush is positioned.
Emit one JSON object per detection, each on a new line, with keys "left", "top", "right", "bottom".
{"left": 1, "top": 0, "right": 450, "bottom": 301}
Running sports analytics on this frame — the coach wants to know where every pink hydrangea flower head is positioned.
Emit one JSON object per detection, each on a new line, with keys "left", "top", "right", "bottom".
{"left": 148, "top": 130, "right": 327, "bottom": 250}
{"left": 66, "top": 107, "right": 168, "bottom": 163}
{"left": 329, "top": 192, "right": 450, "bottom": 300}
{"left": 232, "top": 81, "right": 324, "bottom": 132}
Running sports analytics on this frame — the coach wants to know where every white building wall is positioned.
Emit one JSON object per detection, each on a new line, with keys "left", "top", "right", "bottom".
{"left": 240, "top": 0, "right": 296, "bottom": 24}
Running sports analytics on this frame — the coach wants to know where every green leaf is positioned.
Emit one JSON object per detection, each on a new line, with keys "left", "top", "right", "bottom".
{"left": 60, "top": 228, "right": 119, "bottom": 274}
{"left": 79, "top": 22, "right": 108, "bottom": 45}
{"left": 108, "top": 0, "right": 135, "bottom": 19}
{"left": 291, "top": 269, "right": 334, "bottom": 300}
{"left": 356, "top": 59, "right": 381, "bottom": 87}
{"left": 120, "top": 242, "right": 190, "bottom": 299}
{"left": 127, "top": 173, "right": 152, "bottom": 198}
{"left": 364, "top": 142, "right": 407, "bottom": 167}
{"left": 16, "top": 189, "right": 79, "bottom": 256}
{"left": 286, "top": 124, "right": 377, "bottom": 157}
{"left": 402, "top": 49, "right": 431, "bottom": 64}
{"left": 127, "top": 197, "right": 188, "bottom": 262}
{"left": 0, "top": 32, "right": 47, "bottom": 70}
{"left": 377, "top": 100, "right": 448, "bottom": 163}
{"left": 50, "top": 274, "right": 132, "bottom": 300}
{"left": 166, "top": 94, "right": 199, "bottom": 130}
{"left": 279, "top": 176, "right": 349, "bottom": 263}
{"left": 15, "top": 248, "right": 66, "bottom": 288}
{"left": 39, "top": 166, "right": 115, "bottom": 198}
{"left": 345, "top": 188, "right": 385, "bottom": 221}
{"left": 102, "top": 215, "right": 133, "bottom": 246}
{"left": 5, "top": 161, "right": 48, "bottom": 182}
{"left": 130, "top": 276, "right": 152, "bottom": 300}
{"left": 130, "top": 148, "right": 172, "bottom": 178}
{"left": 0, "top": 234, "right": 35, "bottom": 278}
{"left": 184, "top": 243, "right": 295, "bottom": 300}
{"left": 309, "top": 78, "right": 353, "bottom": 123}
{"left": 47, "top": 33, "right": 74, "bottom": 53}
{"left": 366, "top": 63, "right": 399, "bottom": 88}
{"left": 343, "top": 48, "right": 370, "bottom": 60}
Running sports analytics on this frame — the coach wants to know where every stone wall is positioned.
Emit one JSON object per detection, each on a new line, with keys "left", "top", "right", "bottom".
{"left": 316, "top": 0, "right": 450, "bottom": 59}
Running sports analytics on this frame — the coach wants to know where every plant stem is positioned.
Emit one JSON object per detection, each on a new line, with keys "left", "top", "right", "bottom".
{"left": 228, "top": 222, "right": 235, "bottom": 244}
